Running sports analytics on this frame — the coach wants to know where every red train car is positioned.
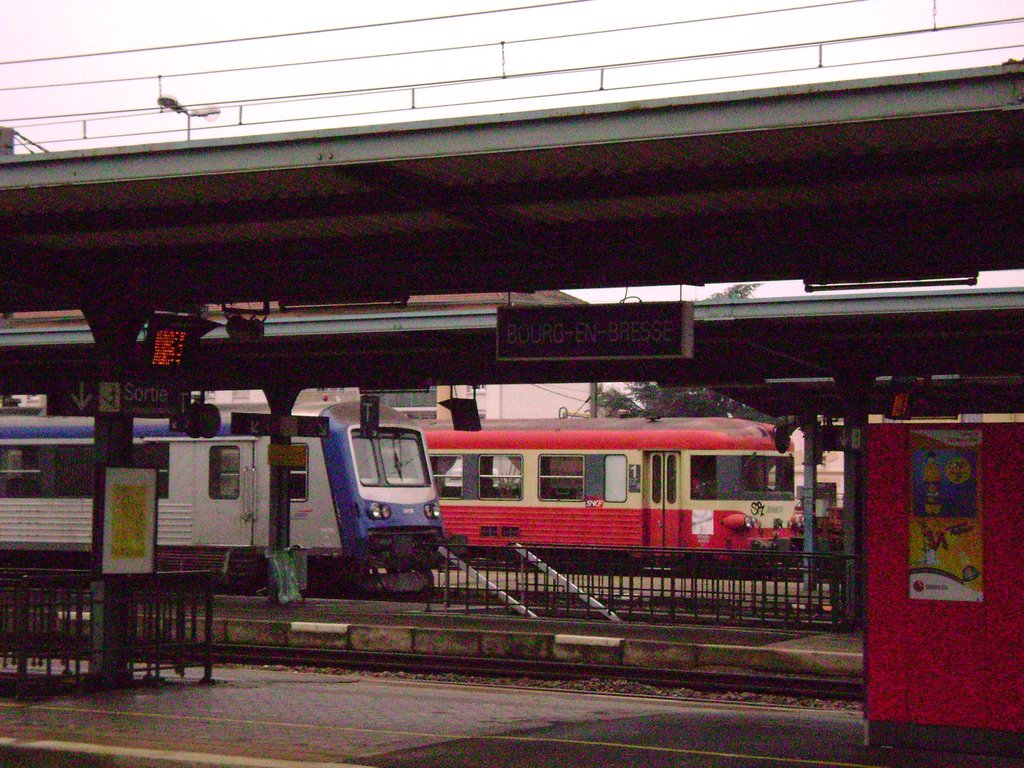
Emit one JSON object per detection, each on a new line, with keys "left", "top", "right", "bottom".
{"left": 423, "top": 416, "right": 798, "bottom": 550}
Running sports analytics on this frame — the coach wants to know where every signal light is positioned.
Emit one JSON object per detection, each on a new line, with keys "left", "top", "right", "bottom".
{"left": 887, "top": 390, "right": 913, "bottom": 420}
{"left": 886, "top": 376, "right": 926, "bottom": 420}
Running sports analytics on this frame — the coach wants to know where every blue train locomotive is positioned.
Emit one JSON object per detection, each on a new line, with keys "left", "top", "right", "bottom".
{"left": 0, "top": 401, "right": 444, "bottom": 595}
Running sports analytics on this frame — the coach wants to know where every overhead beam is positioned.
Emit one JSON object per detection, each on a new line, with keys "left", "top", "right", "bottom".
{"left": 2, "top": 66, "right": 1021, "bottom": 191}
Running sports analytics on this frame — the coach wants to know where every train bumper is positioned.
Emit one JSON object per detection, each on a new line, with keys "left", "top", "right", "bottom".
{"left": 366, "top": 527, "right": 444, "bottom": 569}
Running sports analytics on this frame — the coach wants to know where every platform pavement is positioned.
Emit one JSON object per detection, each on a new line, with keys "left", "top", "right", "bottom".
{"left": 0, "top": 601, "right": 869, "bottom": 768}
{"left": 211, "top": 596, "right": 864, "bottom": 678}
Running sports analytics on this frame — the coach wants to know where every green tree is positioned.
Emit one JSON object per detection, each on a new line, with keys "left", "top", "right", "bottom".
{"left": 617, "top": 382, "right": 768, "bottom": 420}
{"left": 597, "top": 386, "right": 642, "bottom": 417}
{"left": 706, "top": 283, "right": 761, "bottom": 299}
{"left": 596, "top": 284, "right": 767, "bottom": 419}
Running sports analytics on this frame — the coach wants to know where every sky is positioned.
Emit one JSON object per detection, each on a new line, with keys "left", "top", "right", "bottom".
{"left": 3, "top": 0, "right": 1023, "bottom": 301}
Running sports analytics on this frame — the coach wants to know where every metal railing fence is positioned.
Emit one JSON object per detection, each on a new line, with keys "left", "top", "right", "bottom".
{"left": 436, "top": 544, "right": 859, "bottom": 631}
{"left": 0, "top": 569, "right": 214, "bottom": 697}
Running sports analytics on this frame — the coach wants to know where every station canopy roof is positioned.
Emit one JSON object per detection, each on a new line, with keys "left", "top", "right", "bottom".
{"left": 1, "top": 65, "right": 1023, "bottom": 417}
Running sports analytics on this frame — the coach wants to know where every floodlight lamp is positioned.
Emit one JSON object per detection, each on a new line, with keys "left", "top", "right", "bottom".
{"left": 190, "top": 106, "right": 221, "bottom": 121}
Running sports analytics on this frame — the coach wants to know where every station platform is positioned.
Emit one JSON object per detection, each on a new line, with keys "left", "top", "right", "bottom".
{"left": 0, "top": 599, "right": 879, "bottom": 768}
{"left": 211, "top": 596, "right": 864, "bottom": 679}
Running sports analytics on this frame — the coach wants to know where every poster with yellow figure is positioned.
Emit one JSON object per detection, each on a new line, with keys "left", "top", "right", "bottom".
{"left": 111, "top": 483, "right": 147, "bottom": 558}
{"left": 102, "top": 467, "right": 157, "bottom": 574}
{"left": 908, "top": 430, "right": 982, "bottom": 602}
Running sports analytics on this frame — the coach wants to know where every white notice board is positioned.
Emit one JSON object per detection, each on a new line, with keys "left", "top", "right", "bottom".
{"left": 102, "top": 467, "right": 157, "bottom": 574}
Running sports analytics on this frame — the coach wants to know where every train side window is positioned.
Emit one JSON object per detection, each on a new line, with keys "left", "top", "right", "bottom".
{"left": 604, "top": 454, "right": 628, "bottom": 503}
{"left": 0, "top": 446, "right": 42, "bottom": 498}
{"left": 665, "top": 454, "right": 678, "bottom": 504}
{"left": 430, "top": 454, "right": 464, "bottom": 499}
{"left": 690, "top": 455, "right": 717, "bottom": 500}
{"left": 209, "top": 445, "right": 241, "bottom": 500}
{"left": 288, "top": 444, "right": 309, "bottom": 502}
{"left": 478, "top": 454, "right": 522, "bottom": 500}
{"left": 539, "top": 454, "right": 584, "bottom": 501}
{"left": 741, "top": 455, "right": 795, "bottom": 497}
{"left": 53, "top": 445, "right": 94, "bottom": 498}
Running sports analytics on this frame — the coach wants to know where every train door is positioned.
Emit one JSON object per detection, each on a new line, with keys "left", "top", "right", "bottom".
{"left": 192, "top": 440, "right": 258, "bottom": 546}
{"left": 643, "top": 451, "right": 682, "bottom": 547}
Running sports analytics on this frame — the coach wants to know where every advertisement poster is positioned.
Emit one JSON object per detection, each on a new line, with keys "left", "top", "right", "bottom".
{"left": 102, "top": 467, "right": 157, "bottom": 574}
{"left": 908, "top": 430, "right": 982, "bottom": 602}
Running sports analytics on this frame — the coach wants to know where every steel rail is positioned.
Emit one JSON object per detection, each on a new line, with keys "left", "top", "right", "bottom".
{"left": 208, "top": 643, "right": 863, "bottom": 702}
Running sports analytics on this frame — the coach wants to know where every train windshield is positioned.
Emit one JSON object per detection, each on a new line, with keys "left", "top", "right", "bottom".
{"left": 351, "top": 428, "right": 431, "bottom": 487}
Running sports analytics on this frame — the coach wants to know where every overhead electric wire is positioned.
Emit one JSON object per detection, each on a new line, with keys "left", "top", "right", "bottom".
{"left": 0, "top": 0, "right": 594, "bottom": 67}
{"left": 3, "top": 3, "right": 1020, "bottom": 147}
{"left": 1, "top": 1, "right": 865, "bottom": 95}
{"left": 6, "top": 18, "right": 1020, "bottom": 129}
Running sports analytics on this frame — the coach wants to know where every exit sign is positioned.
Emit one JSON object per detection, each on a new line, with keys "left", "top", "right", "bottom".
{"left": 496, "top": 301, "right": 693, "bottom": 361}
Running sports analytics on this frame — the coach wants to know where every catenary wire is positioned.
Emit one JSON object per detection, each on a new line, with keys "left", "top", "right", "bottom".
{"left": 0, "top": 1, "right": 870, "bottom": 96}
{"left": 8, "top": 28, "right": 1020, "bottom": 131}
{"left": 0, "top": 0, "right": 594, "bottom": 67}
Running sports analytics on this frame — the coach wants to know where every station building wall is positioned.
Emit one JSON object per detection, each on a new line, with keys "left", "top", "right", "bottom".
{"left": 866, "top": 422, "right": 1023, "bottom": 755}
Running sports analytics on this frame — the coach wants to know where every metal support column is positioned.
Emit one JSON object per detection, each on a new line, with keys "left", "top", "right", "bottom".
{"left": 82, "top": 299, "right": 149, "bottom": 688}
{"left": 801, "top": 411, "right": 818, "bottom": 555}
{"left": 263, "top": 385, "right": 302, "bottom": 604}
{"left": 838, "top": 377, "right": 872, "bottom": 629}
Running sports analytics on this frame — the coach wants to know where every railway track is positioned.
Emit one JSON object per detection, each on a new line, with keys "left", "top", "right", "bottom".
{"left": 210, "top": 643, "right": 863, "bottom": 703}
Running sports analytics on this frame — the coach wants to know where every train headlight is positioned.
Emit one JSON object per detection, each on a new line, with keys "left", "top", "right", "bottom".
{"left": 368, "top": 502, "right": 392, "bottom": 520}
{"left": 424, "top": 503, "right": 441, "bottom": 519}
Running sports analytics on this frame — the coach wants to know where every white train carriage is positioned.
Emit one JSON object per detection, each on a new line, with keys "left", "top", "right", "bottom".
{"left": 0, "top": 402, "right": 444, "bottom": 594}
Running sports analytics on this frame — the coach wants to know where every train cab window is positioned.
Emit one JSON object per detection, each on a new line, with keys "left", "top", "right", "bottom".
{"left": 690, "top": 455, "right": 717, "bottom": 500}
{"left": 604, "top": 455, "right": 628, "bottom": 503}
{"left": 380, "top": 432, "right": 430, "bottom": 486}
{"left": 478, "top": 454, "right": 522, "bottom": 500}
{"left": 352, "top": 437, "right": 380, "bottom": 485}
{"left": 209, "top": 445, "right": 241, "bottom": 500}
{"left": 430, "top": 455, "right": 464, "bottom": 499}
{"left": 352, "top": 429, "right": 431, "bottom": 488}
{"left": 539, "top": 454, "right": 584, "bottom": 502}
{"left": 0, "top": 446, "right": 41, "bottom": 498}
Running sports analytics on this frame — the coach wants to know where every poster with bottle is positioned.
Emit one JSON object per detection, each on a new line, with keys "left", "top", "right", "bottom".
{"left": 908, "top": 430, "right": 982, "bottom": 602}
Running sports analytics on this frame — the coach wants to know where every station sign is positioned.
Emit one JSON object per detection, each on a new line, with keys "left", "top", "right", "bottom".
{"left": 496, "top": 301, "right": 694, "bottom": 361}
{"left": 231, "top": 412, "right": 330, "bottom": 438}
{"left": 48, "top": 380, "right": 182, "bottom": 418}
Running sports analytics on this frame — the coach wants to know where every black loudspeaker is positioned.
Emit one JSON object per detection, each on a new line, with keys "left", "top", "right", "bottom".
{"left": 439, "top": 397, "right": 481, "bottom": 431}
{"left": 185, "top": 403, "right": 221, "bottom": 439}
{"left": 772, "top": 416, "right": 799, "bottom": 454}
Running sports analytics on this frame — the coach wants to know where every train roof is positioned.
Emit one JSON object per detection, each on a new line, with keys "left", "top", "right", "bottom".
{"left": 421, "top": 417, "right": 781, "bottom": 452}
